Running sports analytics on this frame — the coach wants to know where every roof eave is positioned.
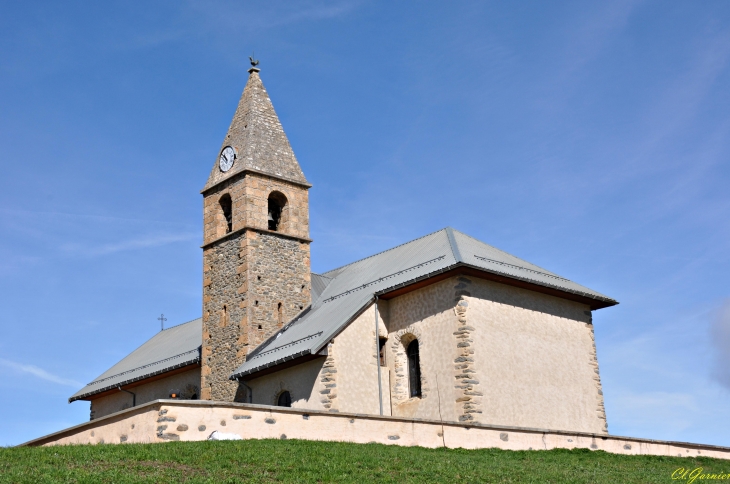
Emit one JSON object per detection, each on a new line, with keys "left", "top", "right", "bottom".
{"left": 230, "top": 349, "right": 318, "bottom": 381}
{"left": 68, "top": 357, "right": 201, "bottom": 403}
{"left": 376, "top": 262, "right": 618, "bottom": 310}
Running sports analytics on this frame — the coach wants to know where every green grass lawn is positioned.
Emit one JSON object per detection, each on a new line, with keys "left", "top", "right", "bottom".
{"left": 1, "top": 439, "right": 728, "bottom": 483}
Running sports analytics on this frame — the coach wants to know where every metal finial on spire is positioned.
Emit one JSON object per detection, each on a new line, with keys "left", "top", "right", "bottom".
{"left": 248, "top": 52, "right": 260, "bottom": 73}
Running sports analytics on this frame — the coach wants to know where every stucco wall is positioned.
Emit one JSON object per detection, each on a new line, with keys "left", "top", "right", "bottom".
{"left": 245, "top": 304, "right": 393, "bottom": 415}
{"left": 27, "top": 400, "right": 730, "bottom": 462}
{"left": 463, "top": 277, "right": 606, "bottom": 433}
{"left": 90, "top": 368, "right": 201, "bottom": 420}
{"left": 236, "top": 275, "right": 607, "bottom": 434}
{"left": 334, "top": 301, "right": 392, "bottom": 415}
{"left": 386, "top": 279, "right": 462, "bottom": 423}
{"left": 248, "top": 358, "right": 327, "bottom": 408}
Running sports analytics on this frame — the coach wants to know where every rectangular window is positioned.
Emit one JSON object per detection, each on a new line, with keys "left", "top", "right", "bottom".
{"left": 378, "top": 338, "right": 387, "bottom": 366}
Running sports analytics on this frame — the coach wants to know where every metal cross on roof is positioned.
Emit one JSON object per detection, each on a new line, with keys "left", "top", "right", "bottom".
{"left": 158, "top": 314, "right": 167, "bottom": 331}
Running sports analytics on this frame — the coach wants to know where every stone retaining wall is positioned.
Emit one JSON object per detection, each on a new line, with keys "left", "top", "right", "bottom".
{"left": 21, "top": 400, "right": 730, "bottom": 461}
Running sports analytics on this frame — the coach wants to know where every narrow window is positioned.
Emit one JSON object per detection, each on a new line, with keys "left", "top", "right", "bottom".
{"left": 407, "top": 339, "right": 421, "bottom": 398}
{"left": 267, "top": 192, "right": 287, "bottom": 231}
{"left": 379, "top": 338, "right": 387, "bottom": 366}
{"left": 277, "top": 391, "right": 292, "bottom": 407}
{"left": 277, "top": 302, "right": 283, "bottom": 326}
{"left": 219, "top": 194, "right": 232, "bottom": 233}
{"left": 221, "top": 305, "right": 227, "bottom": 327}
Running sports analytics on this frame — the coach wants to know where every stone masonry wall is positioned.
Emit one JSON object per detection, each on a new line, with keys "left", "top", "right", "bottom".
{"left": 587, "top": 313, "right": 609, "bottom": 433}
{"left": 244, "top": 231, "right": 311, "bottom": 349}
{"left": 202, "top": 229, "right": 311, "bottom": 401}
{"left": 240, "top": 175, "right": 309, "bottom": 240}
{"left": 318, "top": 344, "right": 339, "bottom": 411}
{"left": 453, "top": 293, "right": 483, "bottom": 422}
{"left": 202, "top": 236, "right": 245, "bottom": 401}
{"left": 202, "top": 172, "right": 310, "bottom": 246}
{"left": 202, "top": 171, "right": 311, "bottom": 402}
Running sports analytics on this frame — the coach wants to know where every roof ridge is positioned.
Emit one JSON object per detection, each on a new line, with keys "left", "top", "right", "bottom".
{"left": 445, "top": 227, "right": 463, "bottom": 262}
{"left": 162, "top": 317, "right": 202, "bottom": 331}
{"left": 451, "top": 228, "right": 560, "bottom": 276}
{"left": 322, "top": 228, "right": 449, "bottom": 277}
{"left": 320, "top": 255, "right": 447, "bottom": 303}
{"left": 81, "top": 318, "right": 201, "bottom": 387}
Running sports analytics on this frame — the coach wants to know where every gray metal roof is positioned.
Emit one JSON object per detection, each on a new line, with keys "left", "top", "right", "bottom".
{"left": 69, "top": 318, "right": 202, "bottom": 402}
{"left": 311, "top": 273, "right": 333, "bottom": 301}
{"left": 68, "top": 228, "right": 618, "bottom": 398}
{"left": 231, "top": 227, "right": 617, "bottom": 380}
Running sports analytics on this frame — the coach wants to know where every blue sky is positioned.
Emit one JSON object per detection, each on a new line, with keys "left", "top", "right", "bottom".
{"left": 1, "top": 1, "right": 729, "bottom": 447}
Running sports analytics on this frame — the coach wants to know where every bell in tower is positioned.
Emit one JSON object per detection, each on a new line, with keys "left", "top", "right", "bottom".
{"left": 267, "top": 193, "right": 285, "bottom": 231}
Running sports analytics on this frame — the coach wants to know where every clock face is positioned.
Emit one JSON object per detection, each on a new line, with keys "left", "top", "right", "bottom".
{"left": 219, "top": 146, "right": 236, "bottom": 172}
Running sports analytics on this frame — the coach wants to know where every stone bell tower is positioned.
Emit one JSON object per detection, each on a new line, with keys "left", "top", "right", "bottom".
{"left": 200, "top": 61, "right": 312, "bottom": 401}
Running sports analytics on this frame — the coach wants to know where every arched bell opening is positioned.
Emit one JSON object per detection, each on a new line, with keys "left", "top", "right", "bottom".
{"left": 267, "top": 191, "right": 288, "bottom": 231}
{"left": 219, "top": 194, "right": 233, "bottom": 235}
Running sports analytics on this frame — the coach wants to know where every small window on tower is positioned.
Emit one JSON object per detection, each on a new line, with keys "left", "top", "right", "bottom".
{"left": 277, "top": 302, "right": 283, "bottom": 327}
{"left": 379, "top": 338, "right": 387, "bottom": 366}
{"left": 267, "top": 192, "right": 287, "bottom": 231}
{"left": 219, "top": 194, "right": 232, "bottom": 234}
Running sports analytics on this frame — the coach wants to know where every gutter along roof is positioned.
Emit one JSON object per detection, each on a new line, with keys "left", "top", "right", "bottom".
{"left": 230, "top": 227, "right": 617, "bottom": 380}
{"left": 69, "top": 319, "right": 202, "bottom": 402}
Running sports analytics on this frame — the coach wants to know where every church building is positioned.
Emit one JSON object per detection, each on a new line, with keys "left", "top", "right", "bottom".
{"left": 69, "top": 63, "right": 617, "bottom": 435}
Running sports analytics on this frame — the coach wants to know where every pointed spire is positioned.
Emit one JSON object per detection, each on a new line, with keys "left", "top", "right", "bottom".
{"left": 203, "top": 62, "right": 308, "bottom": 191}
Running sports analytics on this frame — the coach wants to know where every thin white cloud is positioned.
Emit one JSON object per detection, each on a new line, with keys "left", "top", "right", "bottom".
{"left": 62, "top": 232, "right": 198, "bottom": 257}
{"left": 188, "top": 0, "right": 361, "bottom": 32}
{"left": 0, "top": 207, "right": 190, "bottom": 226}
{"left": 126, "top": 0, "right": 362, "bottom": 49}
{"left": 0, "top": 358, "right": 83, "bottom": 388}
{"left": 557, "top": 0, "right": 642, "bottom": 82}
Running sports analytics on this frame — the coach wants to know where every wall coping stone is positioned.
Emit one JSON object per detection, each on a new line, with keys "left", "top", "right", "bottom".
{"left": 20, "top": 399, "right": 730, "bottom": 459}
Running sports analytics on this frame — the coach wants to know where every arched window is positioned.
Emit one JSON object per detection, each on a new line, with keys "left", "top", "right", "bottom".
{"left": 277, "top": 390, "right": 292, "bottom": 407}
{"left": 219, "top": 194, "right": 232, "bottom": 234}
{"left": 407, "top": 339, "right": 421, "bottom": 398}
{"left": 267, "top": 192, "right": 287, "bottom": 231}
{"left": 277, "top": 302, "right": 283, "bottom": 327}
